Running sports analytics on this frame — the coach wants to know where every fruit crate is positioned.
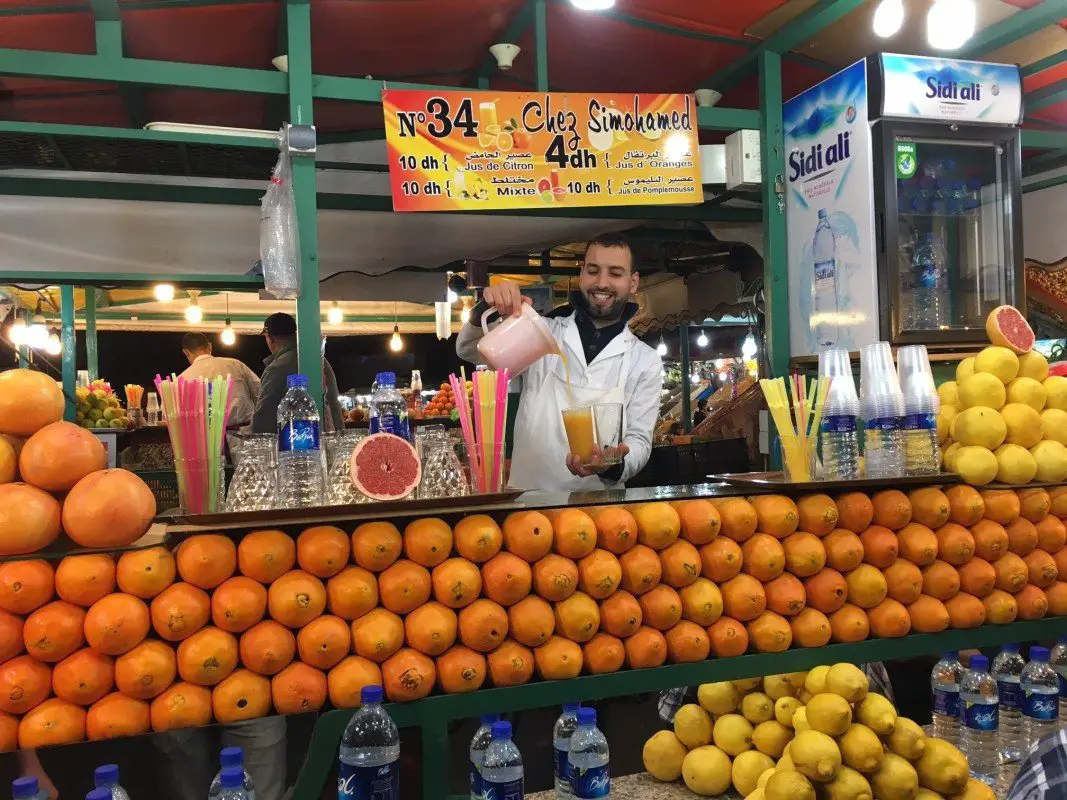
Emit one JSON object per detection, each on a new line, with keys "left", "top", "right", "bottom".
{"left": 289, "top": 617, "right": 1067, "bottom": 800}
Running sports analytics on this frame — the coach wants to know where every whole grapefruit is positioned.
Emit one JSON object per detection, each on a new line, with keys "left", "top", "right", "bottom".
{"left": 0, "top": 483, "right": 62, "bottom": 555}
{"left": 0, "top": 370, "right": 65, "bottom": 437}
{"left": 20, "top": 422, "right": 107, "bottom": 492}
{"left": 62, "top": 469, "right": 157, "bottom": 548}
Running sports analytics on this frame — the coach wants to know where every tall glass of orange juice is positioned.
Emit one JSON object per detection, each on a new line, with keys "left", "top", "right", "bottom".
{"left": 479, "top": 101, "right": 499, "bottom": 131}
{"left": 561, "top": 407, "right": 595, "bottom": 463}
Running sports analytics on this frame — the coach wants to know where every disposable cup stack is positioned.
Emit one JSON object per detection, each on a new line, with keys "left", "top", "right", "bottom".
{"left": 859, "top": 341, "right": 905, "bottom": 422}
{"left": 818, "top": 347, "right": 859, "bottom": 418}
{"left": 897, "top": 344, "right": 939, "bottom": 416}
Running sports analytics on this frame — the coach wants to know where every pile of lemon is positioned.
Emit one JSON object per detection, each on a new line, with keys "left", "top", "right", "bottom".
{"left": 939, "top": 346, "right": 1067, "bottom": 486}
{"left": 643, "top": 663, "right": 991, "bottom": 800}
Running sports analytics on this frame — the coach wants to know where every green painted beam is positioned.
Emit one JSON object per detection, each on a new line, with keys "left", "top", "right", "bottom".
{"left": 1024, "top": 173, "right": 1067, "bottom": 194}
{"left": 1022, "top": 130, "right": 1067, "bottom": 150}
{"left": 0, "top": 271, "right": 263, "bottom": 289}
{"left": 314, "top": 161, "right": 389, "bottom": 173}
{"left": 0, "top": 0, "right": 270, "bottom": 15}
{"left": 1025, "top": 149, "right": 1067, "bottom": 177}
{"left": 697, "top": 106, "right": 761, "bottom": 131}
{"left": 89, "top": 0, "right": 149, "bottom": 129}
{"left": 60, "top": 286, "right": 76, "bottom": 421}
{"left": 760, "top": 51, "right": 788, "bottom": 381}
{"left": 84, "top": 289, "right": 98, "bottom": 380}
{"left": 961, "top": 0, "right": 1066, "bottom": 59}
{"left": 534, "top": 0, "right": 548, "bottom": 92}
{"left": 89, "top": 312, "right": 447, "bottom": 323}
{"left": 0, "top": 120, "right": 277, "bottom": 149}
{"left": 1022, "top": 50, "right": 1067, "bottom": 77}
{"left": 474, "top": 0, "right": 535, "bottom": 82}
{"left": 1028, "top": 79, "right": 1067, "bottom": 113}
{"left": 679, "top": 321, "right": 692, "bottom": 431}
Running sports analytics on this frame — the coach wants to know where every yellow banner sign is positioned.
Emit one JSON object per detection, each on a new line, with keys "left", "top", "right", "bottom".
{"left": 382, "top": 90, "right": 703, "bottom": 212}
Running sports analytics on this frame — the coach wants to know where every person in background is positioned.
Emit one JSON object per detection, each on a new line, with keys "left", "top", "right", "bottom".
{"left": 179, "top": 332, "right": 262, "bottom": 428}
{"left": 251, "top": 313, "right": 343, "bottom": 435}
{"left": 1008, "top": 728, "right": 1067, "bottom": 799}
{"left": 693, "top": 397, "right": 708, "bottom": 428}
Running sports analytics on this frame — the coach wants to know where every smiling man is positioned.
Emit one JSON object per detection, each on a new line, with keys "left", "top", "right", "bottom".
{"left": 456, "top": 232, "right": 662, "bottom": 490}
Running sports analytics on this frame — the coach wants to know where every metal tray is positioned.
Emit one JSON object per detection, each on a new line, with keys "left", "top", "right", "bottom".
{"left": 709, "top": 471, "right": 961, "bottom": 491}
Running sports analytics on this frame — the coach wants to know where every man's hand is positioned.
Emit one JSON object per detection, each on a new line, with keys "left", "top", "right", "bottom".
{"left": 482, "top": 281, "right": 532, "bottom": 318}
{"left": 566, "top": 443, "right": 630, "bottom": 477}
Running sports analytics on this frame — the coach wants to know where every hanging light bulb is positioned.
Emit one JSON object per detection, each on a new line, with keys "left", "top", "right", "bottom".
{"left": 26, "top": 302, "right": 48, "bottom": 350}
{"left": 690, "top": 372, "right": 700, "bottom": 383}
{"left": 696, "top": 329, "right": 708, "bottom": 348}
{"left": 389, "top": 325, "right": 403, "bottom": 352}
{"left": 327, "top": 301, "right": 343, "bottom": 326}
{"left": 927, "top": 0, "right": 976, "bottom": 49}
{"left": 872, "top": 0, "right": 905, "bottom": 38}
{"left": 185, "top": 291, "right": 202, "bottom": 324}
{"left": 656, "top": 338, "right": 667, "bottom": 357}
{"left": 220, "top": 320, "right": 236, "bottom": 346}
{"left": 153, "top": 283, "right": 175, "bottom": 303}
{"left": 460, "top": 299, "right": 472, "bottom": 325}
{"left": 741, "top": 331, "right": 758, "bottom": 359}
{"left": 45, "top": 332, "right": 61, "bottom": 356}
{"left": 7, "top": 314, "right": 26, "bottom": 346}
{"left": 569, "top": 0, "right": 614, "bottom": 9}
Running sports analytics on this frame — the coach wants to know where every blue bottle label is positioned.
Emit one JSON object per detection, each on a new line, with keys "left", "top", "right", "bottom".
{"left": 554, "top": 747, "right": 571, "bottom": 785}
{"left": 279, "top": 419, "right": 320, "bottom": 453}
{"left": 933, "top": 689, "right": 959, "bottom": 717}
{"left": 865, "top": 417, "right": 900, "bottom": 431}
{"left": 470, "top": 760, "right": 482, "bottom": 799}
{"left": 572, "top": 765, "right": 610, "bottom": 799}
{"left": 1059, "top": 675, "right": 1067, "bottom": 697}
{"left": 369, "top": 413, "right": 411, "bottom": 441}
{"left": 483, "top": 777, "right": 523, "bottom": 800}
{"left": 963, "top": 701, "right": 998, "bottom": 731}
{"left": 903, "top": 412, "right": 937, "bottom": 431}
{"left": 821, "top": 415, "right": 856, "bottom": 433}
{"left": 1023, "top": 691, "right": 1058, "bottom": 721}
{"left": 338, "top": 761, "right": 399, "bottom": 800}
{"left": 998, "top": 680, "right": 1021, "bottom": 710}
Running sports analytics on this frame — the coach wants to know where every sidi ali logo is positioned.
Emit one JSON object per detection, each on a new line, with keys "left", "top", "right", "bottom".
{"left": 845, "top": 105, "right": 856, "bottom": 124}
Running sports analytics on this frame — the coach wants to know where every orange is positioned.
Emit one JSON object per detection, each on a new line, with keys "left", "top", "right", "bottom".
{"left": 845, "top": 564, "right": 888, "bottom": 609}
{"left": 176, "top": 535, "right": 237, "bottom": 590}
{"left": 239, "top": 620, "right": 296, "bottom": 675}
{"left": 671, "top": 499, "right": 721, "bottom": 545}
{"left": 983, "top": 589, "right": 1018, "bottom": 624}
{"left": 60, "top": 469, "right": 155, "bottom": 549}
{"left": 401, "top": 603, "right": 456, "bottom": 657}
{"left": 699, "top": 538, "right": 743, "bottom": 582}
{"left": 664, "top": 620, "right": 710, "bottom": 662}
{"left": 115, "top": 548, "right": 175, "bottom": 599}
{"left": 835, "top": 492, "right": 875, "bottom": 534}
{"left": 296, "top": 525, "right": 350, "bottom": 578}
{"left": 52, "top": 648, "right": 113, "bottom": 706}
{"left": 871, "top": 490, "right": 912, "bottom": 530}
{"left": 453, "top": 515, "right": 503, "bottom": 563}
{"left": 716, "top": 498, "right": 758, "bottom": 542}
{"left": 946, "top": 485, "right": 986, "bottom": 526}
{"left": 1046, "top": 581, "right": 1067, "bottom": 616}
{"left": 114, "top": 640, "right": 176, "bottom": 700}
{"left": 1037, "top": 516, "right": 1067, "bottom": 554}
{"left": 502, "top": 511, "right": 554, "bottom": 561}
{"left": 85, "top": 593, "right": 150, "bottom": 655}
{"left": 751, "top": 495, "right": 800, "bottom": 538}
{"left": 706, "top": 617, "right": 749, "bottom": 657}
{"left": 267, "top": 570, "right": 327, "bottom": 627}
{"left": 351, "top": 608, "right": 404, "bottom": 663}
{"left": 804, "top": 569, "right": 848, "bottom": 614}
{"left": 944, "top": 593, "right": 986, "bottom": 629}
{"left": 637, "top": 585, "right": 682, "bottom": 632}
{"left": 436, "top": 646, "right": 487, "bottom": 693}
{"left": 18, "top": 698, "right": 85, "bottom": 748}
{"left": 177, "top": 626, "right": 238, "bottom": 686}
{"left": 935, "top": 523, "right": 976, "bottom": 566}
{"left": 549, "top": 508, "right": 598, "bottom": 560}
{"left": 352, "top": 521, "right": 402, "bottom": 572}
{"left": 678, "top": 578, "right": 722, "bottom": 627}
{"left": 959, "top": 557, "right": 997, "bottom": 598}
{"left": 535, "top": 636, "right": 584, "bottom": 679}
{"left": 0, "top": 559, "right": 54, "bottom": 614}
{"left": 531, "top": 554, "right": 578, "bottom": 602}
{"left": 789, "top": 607, "right": 831, "bottom": 648}
{"left": 0, "top": 371, "right": 65, "bottom": 446}
{"left": 23, "top": 600, "right": 85, "bottom": 662}
{"left": 994, "top": 552, "right": 1029, "bottom": 593}
{"left": 588, "top": 506, "right": 639, "bottom": 554}
{"left": 824, "top": 529, "right": 864, "bottom": 572}
{"left": 1005, "top": 518, "right": 1039, "bottom": 556}
{"left": 922, "top": 559, "right": 961, "bottom": 600}
{"left": 297, "top": 615, "right": 353, "bottom": 668}
{"left": 1056, "top": 548, "right": 1067, "bottom": 583}
{"left": 796, "top": 494, "right": 839, "bottom": 536}
{"left": 618, "top": 545, "right": 662, "bottom": 595}
{"left": 486, "top": 640, "right": 534, "bottom": 687}
{"left": 584, "top": 632, "right": 626, "bottom": 673}
{"left": 1019, "top": 488, "right": 1052, "bottom": 523}
{"left": 859, "top": 525, "right": 899, "bottom": 568}
{"left": 908, "top": 487, "right": 951, "bottom": 529}
{"left": 0, "top": 655, "right": 51, "bottom": 714}
{"left": 212, "top": 669, "right": 270, "bottom": 723}
{"left": 1025, "top": 549, "right": 1059, "bottom": 588}
{"left": 554, "top": 591, "right": 602, "bottom": 641}
{"left": 481, "top": 552, "right": 533, "bottom": 607}
{"left": 764, "top": 573, "right": 806, "bottom": 616}
{"left": 151, "top": 583, "right": 211, "bottom": 642}
{"left": 326, "top": 566, "right": 378, "bottom": 620}
{"left": 0, "top": 610, "right": 23, "bottom": 663}
{"left": 782, "top": 532, "right": 827, "bottom": 578}
{"left": 972, "top": 519, "right": 1009, "bottom": 561}
{"left": 632, "top": 503, "right": 682, "bottom": 551}
{"left": 657, "top": 540, "right": 700, "bottom": 589}
{"left": 431, "top": 558, "right": 483, "bottom": 609}
{"left": 907, "top": 595, "right": 950, "bottom": 633}
{"left": 458, "top": 599, "right": 509, "bottom": 652}
{"left": 748, "top": 610, "right": 792, "bottom": 652}
{"left": 237, "top": 529, "right": 296, "bottom": 584}
{"left": 828, "top": 603, "right": 870, "bottom": 643}
{"left": 56, "top": 554, "right": 116, "bottom": 607}
{"left": 982, "top": 489, "right": 1021, "bottom": 525}
{"left": 720, "top": 573, "right": 767, "bottom": 622}
{"left": 0, "top": 717, "right": 9, "bottom": 754}
{"left": 1016, "top": 584, "right": 1049, "bottom": 620}
{"left": 867, "top": 598, "right": 911, "bottom": 638}
{"left": 272, "top": 662, "right": 328, "bottom": 714}
{"left": 0, "top": 483, "right": 62, "bottom": 555}
{"left": 86, "top": 692, "right": 150, "bottom": 740}
{"left": 507, "top": 595, "right": 555, "bottom": 647}
{"left": 897, "top": 523, "right": 938, "bottom": 566}
{"left": 382, "top": 648, "right": 435, "bottom": 701}
{"left": 599, "top": 590, "right": 643, "bottom": 638}
{"left": 211, "top": 576, "right": 267, "bottom": 633}
{"left": 1051, "top": 487, "right": 1067, "bottom": 517}
{"left": 883, "top": 559, "right": 924, "bottom": 604}
{"left": 403, "top": 518, "right": 454, "bottom": 568}
{"left": 578, "top": 549, "right": 622, "bottom": 598}
{"left": 149, "top": 681, "right": 212, "bottom": 732}
{"left": 741, "top": 533, "right": 785, "bottom": 582}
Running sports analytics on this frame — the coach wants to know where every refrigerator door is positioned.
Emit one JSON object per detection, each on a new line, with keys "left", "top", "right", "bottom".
{"left": 875, "top": 122, "right": 1022, "bottom": 344}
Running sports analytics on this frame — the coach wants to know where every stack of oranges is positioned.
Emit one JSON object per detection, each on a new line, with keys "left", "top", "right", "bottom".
{"left": 422, "top": 381, "right": 473, "bottom": 418}
{"left": 0, "top": 487, "right": 1064, "bottom": 751}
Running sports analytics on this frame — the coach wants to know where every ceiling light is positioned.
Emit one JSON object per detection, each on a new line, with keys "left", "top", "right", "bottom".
{"left": 327, "top": 301, "right": 344, "bottom": 326}
{"left": 185, "top": 291, "right": 203, "bottom": 325}
{"left": 663, "top": 132, "right": 691, "bottom": 162}
{"left": 154, "top": 283, "right": 175, "bottom": 303}
{"left": 872, "top": 0, "right": 905, "bottom": 38}
{"left": 696, "top": 329, "right": 708, "bottom": 348}
{"left": 27, "top": 304, "right": 48, "bottom": 350}
{"left": 927, "top": 0, "right": 976, "bottom": 49}
{"left": 7, "top": 315, "right": 26, "bottom": 346}
{"left": 389, "top": 325, "right": 403, "bottom": 352}
{"left": 45, "top": 332, "right": 61, "bottom": 356}
{"left": 714, "top": 358, "right": 724, "bottom": 369}
{"left": 657, "top": 338, "right": 667, "bottom": 357}
{"left": 741, "top": 331, "right": 758, "bottom": 359}
{"left": 460, "top": 300, "right": 472, "bottom": 325}
{"left": 690, "top": 372, "right": 700, "bottom": 383}
{"left": 569, "top": 0, "right": 614, "bottom": 9}
{"left": 220, "top": 319, "right": 236, "bottom": 346}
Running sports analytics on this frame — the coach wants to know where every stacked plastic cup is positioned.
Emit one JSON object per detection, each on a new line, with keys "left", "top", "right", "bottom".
{"left": 860, "top": 342, "right": 906, "bottom": 479}
{"left": 818, "top": 347, "right": 861, "bottom": 481}
{"left": 898, "top": 344, "right": 941, "bottom": 476}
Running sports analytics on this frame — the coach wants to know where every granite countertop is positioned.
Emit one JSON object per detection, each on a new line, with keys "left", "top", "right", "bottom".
{"left": 526, "top": 773, "right": 705, "bottom": 800}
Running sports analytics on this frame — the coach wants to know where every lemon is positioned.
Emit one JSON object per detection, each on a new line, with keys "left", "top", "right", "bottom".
{"left": 936, "top": 381, "right": 959, "bottom": 408}
{"left": 916, "top": 790, "right": 945, "bottom": 800}
{"left": 1000, "top": 403, "right": 1044, "bottom": 447}
{"left": 956, "top": 357, "right": 975, "bottom": 382}
{"left": 826, "top": 663, "right": 869, "bottom": 702}
{"left": 949, "top": 778, "right": 996, "bottom": 800}
{"left": 793, "top": 706, "right": 811, "bottom": 732}
{"left": 838, "top": 723, "right": 884, "bottom": 773}
{"left": 682, "top": 745, "right": 733, "bottom": 796}
{"left": 712, "top": 713, "right": 754, "bottom": 756}
{"left": 775, "top": 696, "right": 802, "bottom": 728}
{"left": 1032, "top": 440, "right": 1067, "bottom": 483}
{"left": 1006, "top": 377, "right": 1046, "bottom": 411}
{"left": 674, "top": 703, "right": 714, "bottom": 748}
{"left": 733, "top": 750, "right": 775, "bottom": 797}
{"left": 791, "top": 729, "right": 842, "bottom": 782}
{"left": 643, "top": 730, "right": 688, "bottom": 781}
{"left": 749, "top": 790, "right": 766, "bottom": 800}
{"left": 797, "top": 689, "right": 813, "bottom": 704}
{"left": 805, "top": 693, "right": 853, "bottom": 736}
{"left": 733, "top": 677, "right": 763, "bottom": 693}
{"left": 753, "top": 720, "right": 793, "bottom": 758}
{"left": 994, "top": 443, "right": 1038, "bottom": 485}
{"left": 765, "top": 769, "right": 816, "bottom": 800}
{"left": 821, "top": 765, "right": 874, "bottom": 800}
{"left": 942, "top": 441, "right": 962, "bottom": 471}
{"left": 887, "top": 716, "right": 926, "bottom": 759}
{"left": 805, "top": 665, "right": 830, "bottom": 695}
{"left": 1042, "top": 408, "right": 1067, "bottom": 446}
{"left": 741, "top": 692, "right": 775, "bottom": 724}
{"left": 757, "top": 768, "right": 775, "bottom": 791}
{"left": 975, "top": 346, "right": 1020, "bottom": 383}
{"left": 954, "top": 446, "right": 998, "bottom": 485}
{"left": 1044, "top": 375, "right": 1067, "bottom": 411}
{"left": 1018, "top": 350, "right": 1050, "bottom": 381}
{"left": 951, "top": 407, "right": 1006, "bottom": 449}
{"left": 870, "top": 752, "right": 919, "bottom": 800}
{"left": 778, "top": 752, "right": 795, "bottom": 772}
{"left": 937, "top": 406, "right": 958, "bottom": 443}
{"left": 763, "top": 674, "right": 795, "bottom": 701}
{"left": 855, "top": 692, "right": 897, "bottom": 735}
{"left": 698, "top": 681, "right": 741, "bottom": 716}
{"left": 784, "top": 672, "right": 808, "bottom": 690}
{"left": 958, "top": 372, "right": 1007, "bottom": 409}
{"left": 914, "top": 739, "right": 969, "bottom": 795}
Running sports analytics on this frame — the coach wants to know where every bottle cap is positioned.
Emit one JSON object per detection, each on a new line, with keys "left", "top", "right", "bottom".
{"left": 94, "top": 764, "right": 119, "bottom": 786}
{"left": 1059, "top": 636, "right": 1067, "bottom": 645}
{"left": 818, "top": 209, "right": 827, "bottom": 219}
{"left": 12, "top": 778, "right": 39, "bottom": 799}
{"left": 1031, "top": 646, "right": 1050, "bottom": 663}
{"left": 220, "top": 767, "right": 245, "bottom": 789}
{"left": 563, "top": 702, "right": 581, "bottom": 712}
{"left": 577, "top": 707, "right": 597, "bottom": 726}
{"left": 1003, "top": 642, "right": 1021, "bottom": 653}
{"left": 942, "top": 651, "right": 958, "bottom": 659}
{"left": 376, "top": 372, "right": 397, "bottom": 387}
{"left": 969, "top": 654, "right": 989, "bottom": 672}
{"left": 220, "top": 747, "right": 244, "bottom": 768}
{"left": 86, "top": 789, "right": 112, "bottom": 800}
{"left": 361, "top": 685, "right": 384, "bottom": 704}
{"left": 491, "top": 720, "right": 512, "bottom": 740}
{"left": 480, "top": 713, "right": 500, "bottom": 726}
{"left": 286, "top": 374, "right": 309, "bottom": 389}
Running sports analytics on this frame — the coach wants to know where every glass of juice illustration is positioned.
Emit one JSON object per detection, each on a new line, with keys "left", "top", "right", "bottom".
{"left": 479, "top": 101, "right": 499, "bottom": 131}
{"left": 561, "top": 407, "right": 595, "bottom": 464}
{"left": 550, "top": 168, "right": 560, "bottom": 189}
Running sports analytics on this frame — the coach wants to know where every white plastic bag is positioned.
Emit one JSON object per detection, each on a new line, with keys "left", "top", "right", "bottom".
{"left": 260, "top": 142, "right": 301, "bottom": 299}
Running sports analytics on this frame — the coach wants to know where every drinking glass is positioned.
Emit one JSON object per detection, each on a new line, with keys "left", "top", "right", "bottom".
{"left": 418, "top": 434, "right": 469, "bottom": 500}
{"left": 326, "top": 429, "right": 371, "bottom": 505}
{"left": 592, "top": 402, "right": 624, "bottom": 465}
{"left": 224, "top": 433, "right": 277, "bottom": 512}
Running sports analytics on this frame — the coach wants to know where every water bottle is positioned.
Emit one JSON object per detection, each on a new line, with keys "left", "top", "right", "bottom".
{"left": 912, "top": 232, "right": 948, "bottom": 330}
{"left": 860, "top": 342, "right": 906, "bottom": 479}
{"left": 932, "top": 651, "right": 964, "bottom": 744}
{"left": 11, "top": 778, "right": 47, "bottom": 800}
{"left": 818, "top": 348, "right": 860, "bottom": 481}
{"left": 216, "top": 767, "right": 249, "bottom": 800}
{"left": 93, "top": 765, "right": 131, "bottom": 800}
{"left": 208, "top": 748, "right": 256, "bottom": 800}
{"left": 992, "top": 643, "right": 1026, "bottom": 763}
{"left": 897, "top": 345, "right": 941, "bottom": 476}
{"left": 369, "top": 372, "right": 411, "bottom": 442}
{"left": 1022, "top": 646, "right": 1060, "bottom": 752}
{"left": 87, "top": 789, "right": 113, "bottom": 800}
{"left": 960, "top": 654, "right": 999, "bottom": 786}
{"left": 338, "top": 685, "right": 400, "bottom": 800}
{"left": 470, "top": 714, "right": 500, "bottom": 800}
{"left": 554, "top": 703, "right": 582, "bottom": 800}
{"left": 811, "top": 209, "right": 840, "bottom": 348}
{"left": 1048, "top": 637, "right": 1067, "bottom": 727}
{"left": 277, "top": 374, "right": 325, "bottom": 507}
{"left": 569, "top": 707, "right": 610, "bottom": 799}
{"left": 482, "top": 721, "right": 523, "bottom": 800}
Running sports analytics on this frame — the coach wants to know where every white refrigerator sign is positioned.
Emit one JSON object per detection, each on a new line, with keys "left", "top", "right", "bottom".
{"left": 879, "top": 53, "right": 1023, "bottom": 125}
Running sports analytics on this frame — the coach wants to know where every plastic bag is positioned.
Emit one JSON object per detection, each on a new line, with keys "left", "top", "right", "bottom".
{"left": 260, "top": 141, "right": 301, "bottom": 299}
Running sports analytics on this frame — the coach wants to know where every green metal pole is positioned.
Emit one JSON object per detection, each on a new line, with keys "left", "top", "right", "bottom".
{"left": 680, "top": 323, "right": 692, "bottom": 432}
{"left": 60, "top": 285, "right": 76, "bottom": 421}
{"left": 759, "top": 51, "right": 788, "bottom": 380}
{"left": 286, "top": 0, "right": 323, "bottom": 412}
{"left": 534, "top": 0, "right": 548, "bottom": 92}
{"left": 84, "top": 288, "right": 98, "bottom": 381}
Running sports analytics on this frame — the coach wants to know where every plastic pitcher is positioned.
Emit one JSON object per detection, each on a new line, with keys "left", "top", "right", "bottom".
{"left": 477, "top": 304, "right": 559, "bottom": 375}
